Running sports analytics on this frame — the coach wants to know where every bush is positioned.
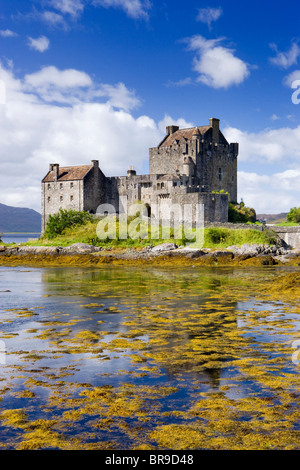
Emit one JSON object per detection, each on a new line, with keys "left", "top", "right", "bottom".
{"left": 228, "top": 201, "right": 256, "bottom": 223}
{"left": 44, "top": 208, "right": 93, "bottom": 239}
{"left": 287, "top": 207, "right": 300, "bottom": 224}
{"left": 206, "top": 228, "right": 228, "bottom": 244}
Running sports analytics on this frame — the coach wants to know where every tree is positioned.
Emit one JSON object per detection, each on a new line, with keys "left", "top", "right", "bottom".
{"left": 44, "top": 208, "right": 93, "bottom": 239}
{"left": 287, "top": 207, "right": 300, "bottom": 223}
{"left": 228, "top": 201, "right": 256, "bottom": 223}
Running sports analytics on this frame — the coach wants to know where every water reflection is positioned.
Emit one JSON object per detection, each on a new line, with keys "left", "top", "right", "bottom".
{"left": 0, "top": 265, "right": 300, "bottom": 449}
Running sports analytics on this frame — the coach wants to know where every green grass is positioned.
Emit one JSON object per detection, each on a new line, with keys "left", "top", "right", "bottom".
{"left": 273, "top": 221, "right": 299, "bottom": 227}
{"left": 17, "top": 217, "right": 279, "bottom": 250}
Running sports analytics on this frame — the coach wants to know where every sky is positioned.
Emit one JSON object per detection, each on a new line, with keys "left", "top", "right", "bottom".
{"left": 0, "top": 0, "right": 300, "bottom": 215}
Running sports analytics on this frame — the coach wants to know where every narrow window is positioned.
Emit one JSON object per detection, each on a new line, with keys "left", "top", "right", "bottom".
{"left": 218, "top": 168, "right": 222, "bottom": 181}
{"left": 60, "top": 196, "right": 63, "bottom": 202}
{"left": 70, "top": 195, "right": 73, "bottom": 202}
{"left": 48, "top": 183, "right": 51, "bottom": 190}
{"left": 186, "top": 143, "right": 188, "bottom": 154}
{"left": 70, "top": 182, "right": 74, "bottom": 189}
{"left": 47, "top": 197, "right": 51, "bottom": 203}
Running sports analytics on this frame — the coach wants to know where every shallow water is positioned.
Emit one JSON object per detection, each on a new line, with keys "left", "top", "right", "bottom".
{"left": 0, "top": 264, "right": 300, "bottom": 450}
{"left": 1, "top": 233, "right": 40, "bottom": 244}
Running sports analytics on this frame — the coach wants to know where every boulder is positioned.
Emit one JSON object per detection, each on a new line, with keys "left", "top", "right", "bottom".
{"left": 17, "top": 246, "right": 60, "bottom": 254}
{"left": 151, "top": 243, "right": 177, "bottom": 252}
{"left": 228, "top": 244, "right": 265, "bottom": 259}
{"left": 61, "top": 243, "right": 101, "bottom": 254}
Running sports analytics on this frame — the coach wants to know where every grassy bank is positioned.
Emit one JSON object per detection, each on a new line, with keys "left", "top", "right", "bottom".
{"left": 15, "top": 218, "right": 279, "bottom": 250}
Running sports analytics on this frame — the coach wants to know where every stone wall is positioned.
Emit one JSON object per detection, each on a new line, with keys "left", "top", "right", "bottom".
{"left": 271, "top": 226, "right": 300, "bottom": 248}
{"left": 41, "top": 179, "right": 84, "bottom": 232}
{"left": 149, "top": 129, "right": 238, "bottom": 202}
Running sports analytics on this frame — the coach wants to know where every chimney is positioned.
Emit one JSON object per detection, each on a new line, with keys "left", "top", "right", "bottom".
{"left": 209, "top": 118, "right": 220, "bottom": 144}
{"left": 127, "top": 165, "right": 136, "bottom": 177}
{"left": 52, "top": 163, "right": 59, "bottom": 181}
{"left": 92, "top": 160, "right": 99, "bottom": 173}
{"left": 166, "top": 125, "right": 179, "bottom": 135}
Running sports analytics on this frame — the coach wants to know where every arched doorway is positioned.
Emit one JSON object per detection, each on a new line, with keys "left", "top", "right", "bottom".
{"left": 145, "top": 204, "right": 151, "bottom": 218}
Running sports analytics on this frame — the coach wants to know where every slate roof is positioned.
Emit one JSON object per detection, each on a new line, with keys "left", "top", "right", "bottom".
{"left": 159, "top": 126, "right": 211, "bottom": 148}
{"left": 42, "top": 164, "right": 93, "bottom": 183}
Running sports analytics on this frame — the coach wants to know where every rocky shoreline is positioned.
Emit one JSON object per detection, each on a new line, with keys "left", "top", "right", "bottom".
{"left": 0, "top": 241, "right": 300, "bottom": 267}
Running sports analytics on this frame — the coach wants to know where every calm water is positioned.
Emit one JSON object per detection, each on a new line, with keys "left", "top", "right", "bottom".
{"left": 0, "top": 264, "right": 299, "bottom": 450}
{"left": 1, "top": 233, "right": 41, "bottom": 244}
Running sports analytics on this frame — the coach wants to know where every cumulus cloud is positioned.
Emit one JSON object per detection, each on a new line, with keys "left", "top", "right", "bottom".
{"left": 269, "top": 42, "right": 300, "bottom": 69}
{"left": 0, "top": 62, "right": 168, "bottom": 211}
{"left": 27, "top": 36, "right": 50, "bottom": 52}
{"left": 22, "top": 66, "right": 141, "bottom": 111}
{"left": 283, "top": 69, "right": 300, "bottom": 87}
{"left": 186, "top": 35, "right": 250, "bottom": 89}
{"left": 157, "top": 115, "right": 194, "bottom": 134}
{"left": 237, "top": 170, "right": 300, "bottom": 214}
{"left": 223, "top": 124, "right": 300, "bottom": 164}
{"left": 196, "top": 7, "right": 223, "bottom": 30}
{"left": 222, "top": 124, "right": 300, "bottom": 212}
{"left": 92, "top": 0, "right": 151, "bottom": 20}
{"left": 0, "top": 29, "right": 18, "bottom": 38}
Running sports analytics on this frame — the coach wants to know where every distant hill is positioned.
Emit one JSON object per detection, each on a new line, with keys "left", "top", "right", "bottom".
{"left": 257, "top": 213, "right": 288, "bottom": 224}
{"left": 0, "top": 203, "right": 41, "bottom": 233}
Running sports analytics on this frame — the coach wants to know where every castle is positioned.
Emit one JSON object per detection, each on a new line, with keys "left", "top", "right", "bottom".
{"left": 41, "top": 118, "right": 239, "bottom": 232}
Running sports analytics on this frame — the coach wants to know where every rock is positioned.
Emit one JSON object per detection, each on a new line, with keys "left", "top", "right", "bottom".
{"left": 213, "top": 250, "right": 234, "bottom": 258}
{"left": 230, "top": 244, "right": 265, "bottom": 259}
{"left": 17, "top": 246, "right": 60, "bottom": 254}
{"left": 177, "top": 246, "right": 206, "bottom": 257}
{"left": 0, "top": 245, "right": 6, "bottom": 252}
{"left": 151, "top": 243, "right": 177, "bottom": 252}
{"left": 61, "top": 243, "right": 101, "bottom": 254}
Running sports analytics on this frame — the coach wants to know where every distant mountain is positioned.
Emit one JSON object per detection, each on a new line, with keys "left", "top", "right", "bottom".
{"left": 257, "top": 213, "right": 288, "bottom": 223}
{"left": 0, "top": 203, "right": 41, "bottom": 233}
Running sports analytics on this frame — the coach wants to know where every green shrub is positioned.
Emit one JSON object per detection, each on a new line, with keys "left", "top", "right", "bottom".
{"left": 287, "top": 207, "right": 300, "bottom": 224}
{"left": 228, "top": 201, "right": 256, "bottom": 223}
{"left": 206, "top": 228, "right": 228, "bottom": 244}
{"left": 44, "top": 208, "right": 93, "bottom": 239}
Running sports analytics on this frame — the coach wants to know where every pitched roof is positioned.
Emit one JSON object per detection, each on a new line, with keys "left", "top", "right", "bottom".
{"left": 42, "top": 164, "right": 93, "bottom": 183}
{"left": 159, "top": 126, "right": 211, "bottom": 148}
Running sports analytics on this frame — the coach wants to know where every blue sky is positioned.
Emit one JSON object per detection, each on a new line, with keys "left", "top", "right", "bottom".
{"left": 0, "top": 0, "right": 300, "bottom": 214}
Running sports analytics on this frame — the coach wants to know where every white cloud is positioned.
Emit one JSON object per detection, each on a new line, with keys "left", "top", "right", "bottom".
{"left": 92, "top": 82, "right": 142, "bottom": 111}
{"left": 92, "top": 0, "right": 151, "bottom": 20}
{"left": 24, "top": 66, "right": 92, "bottom": 90}
{"left": 238, "top": 170, "right": 300, "bottom": 214}
{"left": 157, "top": 115, "right": 194, "bottom": 135}
{"left": 0, "top": 62, "right": 165, "bottom": 211}
{"left": 0, "top": 29, "right": 18, "bottom": 38}
{"left": 48, "top": 0, "right": 85, "bottom": 17}
{"left": 186, "top": 35, "right": 250, "bottom": 89}
{"left": 222, "top": 125, "right": 300, "bottom": 212}
{"left": 41, "top": 10, "right": 68, "bottom": 28}
{"left": 269, "top": 42, "right": 300, "bottom": 69}
{"left": 223, "top": 125, "right": 300, "bottom": 164}
{"left": 283, "top": 69, "right": 300, "bottom": 87}
{"left": 27, "top": 36, "right": 50, "bottom": 52}
{"left": 165, "top": 77, "right": 193, "bottom": 87}
{"left": 196, "top": 7, "right": 223, "bottom": 30}
{"left": 23, "top": 66, "right": 141, "bottom": 111}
